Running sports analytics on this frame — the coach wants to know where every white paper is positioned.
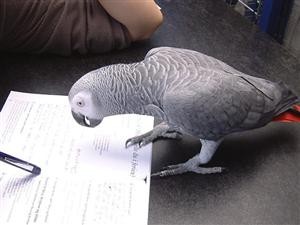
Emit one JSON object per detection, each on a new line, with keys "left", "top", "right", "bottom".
{"left": 0, "top": 91, "right": 154, "bottom": 225}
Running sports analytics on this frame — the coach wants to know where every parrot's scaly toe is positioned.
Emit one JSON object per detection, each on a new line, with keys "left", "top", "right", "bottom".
{"left": 152, "top": 163, "right": 226, "bottom": 177}
{"left": 192, "top": 166, "right": 226, "bottom": 174}
{"left": 151, "top": 169, "right": 183, "bottom": 177}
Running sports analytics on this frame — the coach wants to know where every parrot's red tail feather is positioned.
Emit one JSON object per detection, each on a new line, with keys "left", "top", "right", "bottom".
{"left": 272, "top": 105, "right": 300, "bottom": 122}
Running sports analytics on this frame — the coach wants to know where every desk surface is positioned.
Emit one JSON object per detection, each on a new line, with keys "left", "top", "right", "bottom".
{"left": 1, "top": 0, "right": 299, "bottom": 224}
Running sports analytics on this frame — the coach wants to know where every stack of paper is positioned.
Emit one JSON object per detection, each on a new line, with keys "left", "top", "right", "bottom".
{"left": 0, "top": 91, "right": 154, "bottom": 225}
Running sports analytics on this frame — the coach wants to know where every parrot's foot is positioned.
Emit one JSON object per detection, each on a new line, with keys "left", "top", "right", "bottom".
{"left": 151, "top": 152, "right": 225, "bottom": 177}
{"left": 152, "top": 163, "right": 225, "bottom": 177}
{"left": 125, "top": 122, "right": 182, "bottom": 148}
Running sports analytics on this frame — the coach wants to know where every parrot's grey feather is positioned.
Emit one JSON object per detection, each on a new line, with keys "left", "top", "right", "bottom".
{"left": 134, "top": 47, "right": 298, "bottom": 140}
{"left": 69, "top": 46, "right": 299, "bottom": 176}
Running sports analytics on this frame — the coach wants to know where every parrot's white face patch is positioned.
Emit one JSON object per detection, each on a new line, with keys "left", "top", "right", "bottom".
{"left": 71, "top": 91, "right": 100, "bottom": 120}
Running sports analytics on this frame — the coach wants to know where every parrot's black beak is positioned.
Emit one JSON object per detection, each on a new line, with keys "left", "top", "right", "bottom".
{"left": 71, "top": 111, "right": 102, "bottom": 128}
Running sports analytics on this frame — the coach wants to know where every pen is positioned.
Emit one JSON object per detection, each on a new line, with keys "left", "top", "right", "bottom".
{"left": 0, "top": 151, "right": 41, "bottom": 175}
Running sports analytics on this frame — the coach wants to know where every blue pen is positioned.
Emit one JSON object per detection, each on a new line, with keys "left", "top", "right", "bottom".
{"left": 0, "top": 151, "right": 41, "bottom": 175}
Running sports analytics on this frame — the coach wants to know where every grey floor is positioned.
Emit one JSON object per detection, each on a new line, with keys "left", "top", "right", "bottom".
{"left": 1, "top": 0, "right": 299, "bottom": 224}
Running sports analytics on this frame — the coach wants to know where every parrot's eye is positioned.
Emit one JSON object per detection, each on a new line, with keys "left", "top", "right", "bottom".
{"left": 77, "top": 101, "right": 84, "bottom": 107}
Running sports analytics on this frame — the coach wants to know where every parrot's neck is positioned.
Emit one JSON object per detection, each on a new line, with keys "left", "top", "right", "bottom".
{"left": 102, "top": 63, "right": 165, "bottom": 119}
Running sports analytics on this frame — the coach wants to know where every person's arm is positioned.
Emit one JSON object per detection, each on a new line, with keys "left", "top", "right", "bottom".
{"left": 98, "top": 0, "right": 163, "bottom": 41}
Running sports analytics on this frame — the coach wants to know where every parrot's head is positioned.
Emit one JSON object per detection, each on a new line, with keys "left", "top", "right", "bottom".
{"left": 68, "top": 70, "right": 107, "bottom": 128}
{"left": 69, "top": 65, "right": 132, "bottom": 127}
{"left": 69, "top": 91, "right": 103, "bottom": 128}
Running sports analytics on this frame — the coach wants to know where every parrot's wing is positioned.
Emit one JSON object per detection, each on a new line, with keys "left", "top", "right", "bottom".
{"left": 144, "top": 47, "right": 285, "bottom": 103}
{"left": 142, "top": 47, "right": 297, "bottom": 140}
{"left": 145, "top": 47, "right": 244, "bottom": 76}
{"left": 161, "top": 71, "right": 265, "bottom": 140}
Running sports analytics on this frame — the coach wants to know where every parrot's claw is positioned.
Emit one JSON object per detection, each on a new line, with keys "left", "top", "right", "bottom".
{"left": 125, "top": 136, "right": 152, "bottom": 148}
{"left": 125, "top": 139, "right": 134, "bottom": 148}
{"left": 125, "top": 122, "right": 183, "bottom": 148}
{"left": 138, "top": 140, "right": 147, "bottom": 148}
{"left": 152, "top": 163, "right": 226, "bottom": 177}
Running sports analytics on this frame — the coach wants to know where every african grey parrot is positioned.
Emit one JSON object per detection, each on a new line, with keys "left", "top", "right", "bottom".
{"left": 68, "top": 47, "right": 299, "bottom": 176}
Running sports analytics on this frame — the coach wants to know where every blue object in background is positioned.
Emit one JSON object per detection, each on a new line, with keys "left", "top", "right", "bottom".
{"left": 259, "top": 0, "right": 274, "bottom": 31}
{"left": 224, "top": 0, "right": 294, "bottom": 44}
{"left": 259, "top": 0, "right": 293, "bottom": 43}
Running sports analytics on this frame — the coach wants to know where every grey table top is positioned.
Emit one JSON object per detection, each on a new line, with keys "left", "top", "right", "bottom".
{"left": 1, "top": 0, "right": 299, "bottom": 224}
